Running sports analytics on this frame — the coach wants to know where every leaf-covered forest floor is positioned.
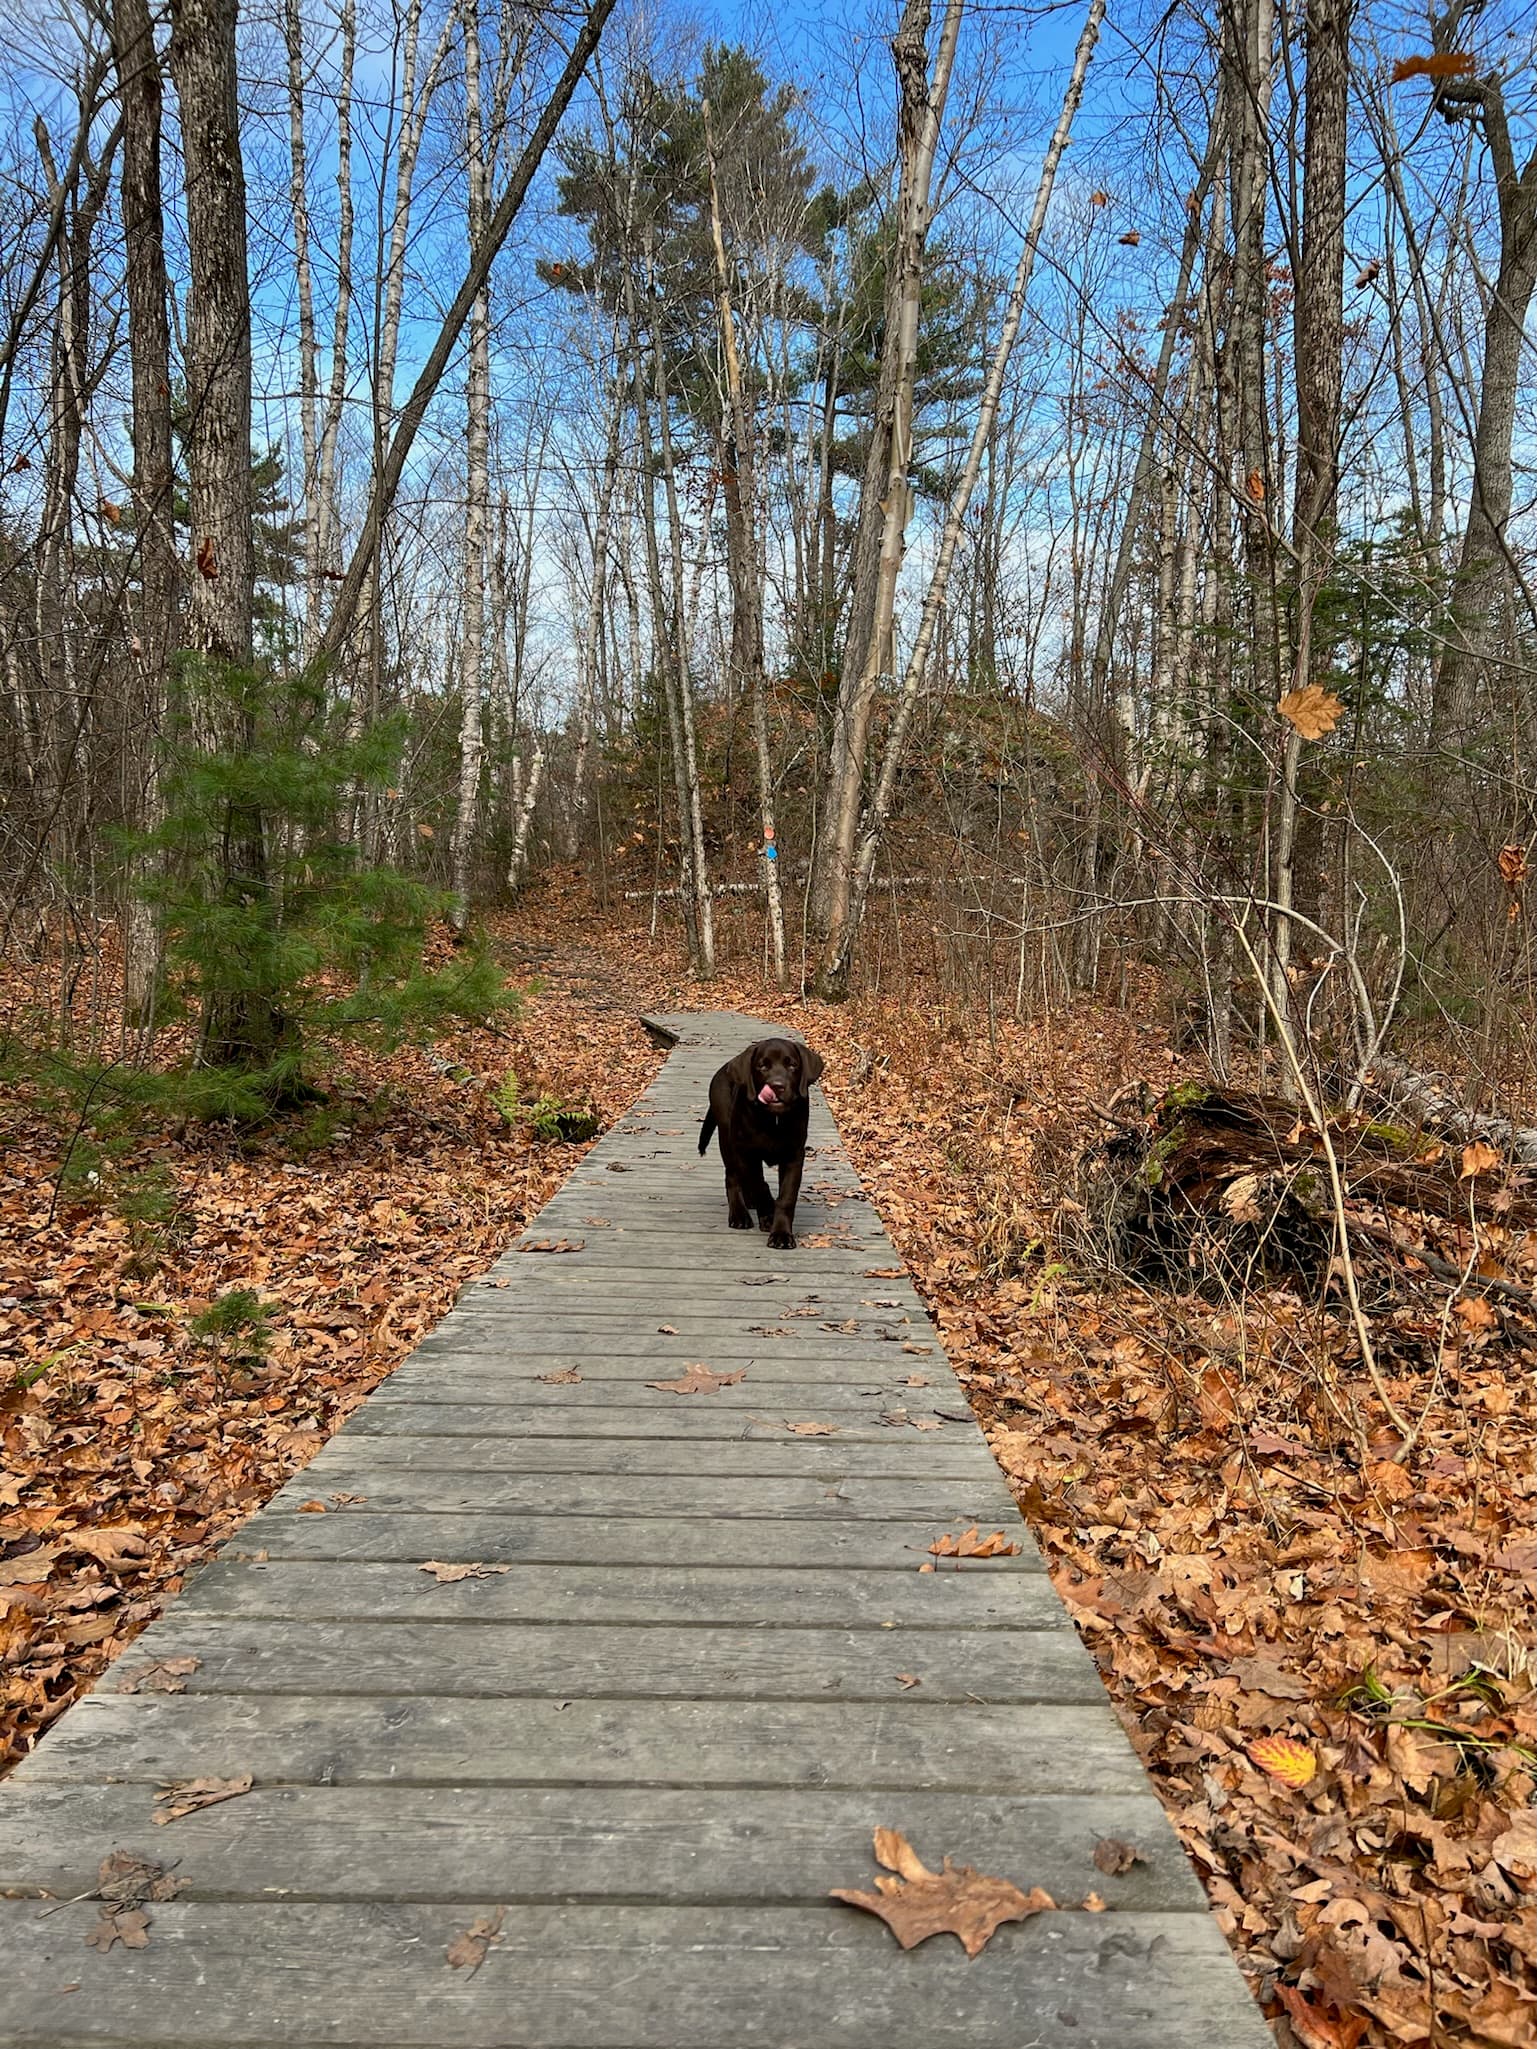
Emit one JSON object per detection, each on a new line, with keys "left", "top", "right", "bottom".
{"left": 2, "top": 879, "right": 1532, "bottom": 2048}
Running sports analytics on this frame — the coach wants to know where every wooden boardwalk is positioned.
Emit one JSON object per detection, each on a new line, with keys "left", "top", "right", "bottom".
{"left": 0, "top": 1010, "right": 1269, "bottom": 2047}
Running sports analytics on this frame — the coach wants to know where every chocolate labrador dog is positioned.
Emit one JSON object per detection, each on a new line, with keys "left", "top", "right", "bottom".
{"left": 698, "top": 1036, "right": 824, "bottom": 1249}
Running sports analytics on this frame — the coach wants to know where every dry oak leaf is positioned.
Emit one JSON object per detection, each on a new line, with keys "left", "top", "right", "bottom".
{"left": 646, "top": 1365, "right": 746, "bottom": 1396}
{"left": 116, "top": 1656, "right": 200, "bottom": 1695}
{"left": 97, "top": 1849, "right": 182, "bottom": 1907}
{"left": 1496, "top": 842, "right": 1529, "bottom": 887}
{"left": 1278, "top": 684, "right": 1345, "bottom": 740}
{"left": 446, "top": 1906, "right": 504, "bottom": 1975}
{"left": 153, "top": 1773, "right": 253, "bottom": 1825}
{"left": 864, "top": 1267, "right": 903, "bottom": 1278}
{"left": 1274, "top": 1984, "right": 1370, "bottom": 2049}
{"left": 1460, "top": 1140, "right": 1500, "bottom": 1178}
{"left": 1092, "top": 1837, "right": 1145, "bottom": 1878}
{"left": 85, "top": 1908, "right": 152, "bottom": 1953}
{"left": 68, "top": 1525, "right": 150, "bottom": 1572}
{"left": 518, "top": 1237, "right": 585, "bottom": 1254}
{"left": 1082, "top": 1890, "right": 1108, "bottom": 1912}
{"left": 538, "top": 1368, "right": 582, "bottom": 1384}
{"left": 1248, "top": 1735, "right": 1317, "bottom": 1787}
{"left": 930, "top": 1526, "right": 1021, "bottom": 1560}
{"left": 831, "top": 1828, "right": 1055, "bottom": 1958}
{"left": 657, "top": 1325, "right": 678, "bottom": 1335}
{"left": 1454, "top": 1293, "right": 1498, "bottom": 1331}
{"left": 297, "top": 1499, "right": 327, "bottom": 1513}
{"left": 784, "top": 1420, "right": 839, "bottom": 1436}
{"left": 418, "top": 1561, "right": 510, "bottom": 1584}
{"left": 0, "top": 1542, "right": 60, "bottom": 1586}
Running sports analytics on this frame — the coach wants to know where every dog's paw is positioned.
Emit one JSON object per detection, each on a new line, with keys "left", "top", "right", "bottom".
{"left": 756, "top": 1213, "right": 772, "bottom": 1232}
{"left": 728, "top": 1210, "right": 754, "bottom": 1230}
{"left": 767, "top": 1227, "right": 797, "bottom": 1250}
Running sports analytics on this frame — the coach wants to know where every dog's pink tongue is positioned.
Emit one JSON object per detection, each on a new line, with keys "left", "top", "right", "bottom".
{"left": 757, "top": 1083, "right": 777, "bottom": 1105}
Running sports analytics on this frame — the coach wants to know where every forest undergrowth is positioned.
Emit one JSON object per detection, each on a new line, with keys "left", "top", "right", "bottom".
{"left": 1, "top": 879, "right": 1532, "bottom": 2049}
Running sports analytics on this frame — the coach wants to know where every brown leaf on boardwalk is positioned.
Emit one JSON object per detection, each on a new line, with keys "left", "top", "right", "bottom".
{"left": 297, "top": 1499, "right": 327, "bottom": 1513}
{"left": 153, "top": 1773, "right": 253, "bottom": 1825}
{"left": 446, "top": 1907, "right": 504, "bottom": 1973}
{"left": 1093, "top": 1839, "right": 1145, "bottom": 1877}
{"left": 1278, "top": 685, "right": 1344, "bottom": 740}
{"left": 538, "top": 1367, "right": 582, "bottom": 1383}
{"left": 1082, "top": 1889, "right": 1108, "bottom": 1912}
{"left": 517, "top": 1238, "right": 585, "bottom": 1254}
{"left": 656, "top": 1324, "right": 678, "bottom": 1334}
{"left": 864, "top": 1267, "right": 903, "bottom": 1278}
{"left": 783, "top": 1420, "right": 839, "bottom": 1435}
{"left": 831, "top": 1828, "right": 1055, "bottom": 1957}
{"left": 929, "top": 1526, "right": 1021, "bottom": 1559}
{"left": 85, "top": 1908, "right": 152, "bottom": 1952}
{"left": 647, "top": 1365, "right": 746, "bottom": 1395}
{"left": 418, "top": 1560, "right": 510, "bottom": 1583}
{"left": 116, "top": 1656, "right": 200, "bottom": 1695}
{"left": 894, "top": 1673, "right": 922, "bottom": 1689}
{"left": 97, "top": 1850, "right": 182, "bottom": 1906}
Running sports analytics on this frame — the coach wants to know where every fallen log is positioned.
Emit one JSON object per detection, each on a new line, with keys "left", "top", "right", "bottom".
{"left": 1065, "top": 1082, "right": 1535, "bottom": 1300}
{"left": 1364, "top": 1055, "right": 1537, "bottom": 1169}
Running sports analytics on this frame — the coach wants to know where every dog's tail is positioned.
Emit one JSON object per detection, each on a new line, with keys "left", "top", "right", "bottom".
{"left": 698, "top": 1108, "right": 717, "bottom": 1156}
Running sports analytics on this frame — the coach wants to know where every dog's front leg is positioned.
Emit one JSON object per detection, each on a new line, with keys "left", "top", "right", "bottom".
{"left": 768, "top": 1150, "right": 805, "bottom": 1249}
{"left": 720, "top": 1142, "right": 756, "bottom": 1230}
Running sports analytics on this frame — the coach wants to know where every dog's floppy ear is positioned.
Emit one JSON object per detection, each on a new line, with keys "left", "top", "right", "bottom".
{"left": 797, "top": 1044, "right": 824, "bottom": 1093}
{"left": 724, "top": 1043, "right": 758, "bottom": 1092}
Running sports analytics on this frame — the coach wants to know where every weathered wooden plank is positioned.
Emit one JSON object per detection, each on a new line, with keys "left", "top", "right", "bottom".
{"left": 315, "top": 1433, "right": 998, "bottom": 1481}
{"left": 0, "top": 1901, "right": 1273, "bottom": 2048}
{"left": 272, "top": 1468, "right": 1015, "bottom": 1522}
{"left": 339, "top": 1416, "right": 996, "bottom": 1472}
{"left": 0, "top": 1783, "right": 1203, "bottom": 1911}
{"left": 9, "top": 1695, "right": 1139, "bottom": 1794}
{"left": 354, "top": 1400, "right": 972, "bottom": 1441}
{"left": 171, "top": 1560, "right": 1053, "bottom": 1626}
{"left": 227, "top": 1512, "right": 1023, "bottom": 1570}
{"left": 335, "top": 1371, "right": 936, "bottom": 1406}
{"left": 100, "top": 1617, "right": 1100, "bottom": 1703}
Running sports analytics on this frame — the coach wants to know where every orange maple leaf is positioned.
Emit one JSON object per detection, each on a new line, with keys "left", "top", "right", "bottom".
{"left": 1278, "top": 685, "right": 1345, "bottom": 740}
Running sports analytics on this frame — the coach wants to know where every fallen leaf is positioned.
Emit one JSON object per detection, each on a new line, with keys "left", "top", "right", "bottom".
{"left": 1082, "top": 1889, "right": 1108, "bottom": 1911}
{"left": 1454, "top": 1294, "right": 1498, "bottom": 1331}
{"left": 831, "top": 1828, "right": 1056, "bottom": 1957}
{"left": 1278, "top": 685, "right": 1345, "bottom": 740}
{"left": 1248, "top": 1735, "right": 1317, "bottom": 1787}
{"left": 67, "top": 1526, "right": 149, "bottom": 1572}
{"left": 895, "top": 1672, "right": 922, "bottom": 1689}
{"left": 1093, "top": 1837, "right": 1145, "bottom": 1876}
{"left": 656, "top": 1325, "right": 678, "bottom": 1334}
{"left": 1230, "top": 1655, "right": 1310, "bottom": 1700}
{"left": 116, "top": 1656, "right": 200, "bottom": 1695}
{"left": 96, "top": 1849, "right": 182, "bottom": 1906}
{"left": 864, "top": 1268, "right": 903, "bottom": 1278}
{"left": 296, "top": 1499, "right": 327, "bottom": 1513}
{"left": 0, "top": 1543, "right": 60, "bottom": 1586}
{"left": 929, "top": 1527, "right": 1021, "bottom": 1559}
{"left": 153, "top": 1773, "right": 253, "bottom": 1824}
{"left": 518, "top": 1238, "right": 585, "bottom": 1254}
{"left": 783, "top": 1420, "right": 839, "bottom": 1435}
{"left": 646, "top": 1365, "right": 747, "bottom": 1395}
{"left": 538, "top": 1368, "right": 582, "bottom": 1384}
{"left": 445, "top": 1906, "right": 504, "bottom": 1974}
{"left": 1274, "top": 1984, "right": 1371, "bottom": 2049}
{"left": 85, "top": 1908, "right": 152, "bottom": 1952}
{"left": 1460, "top": 1140, "right": 1500, "bottom": 1178}
{"left": 418, "top": 1561, "right": 510, "bottom": 1583}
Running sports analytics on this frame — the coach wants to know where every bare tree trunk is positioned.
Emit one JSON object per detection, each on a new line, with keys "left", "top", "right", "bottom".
{"left": 111, "top": 0, "right": 178, "bottom": 1031}
{"left": 704, "top": 99, "right": 784, "bottom": 985}
{"left": 507, "top": 747, "right": 545, "bottom": 889}
{"left": 813, "top": 0, "right": 964, "bottom": 993}
{"left": 169, "top": 0, "right": 267, "bottom": 1067}
{"left": 283, "top": 0, "right": 321, "bottom": 651}
{"left": 648, "top": 261, "right": 716, "bottom": 978}
{"left": 1271, "top": 0, "right": 1354, "bottom": 1065}
{"left": 450, "top": 0, "right": 491, "bottom": 934}
{"left": 1425, "top": 10, "right": 1537, "bottom": 748}
{"left": 318, "top": 0, "right": 618, "bottom": 664}
{"left": 316, "top": 0, "right": 356, "bottom": 584}
{"left": 824, "top": 0, "right": 1104, "bottom": 994}
{"left": 566, "top": 363, "right": 622, "bottom": 857}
